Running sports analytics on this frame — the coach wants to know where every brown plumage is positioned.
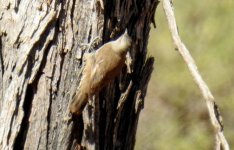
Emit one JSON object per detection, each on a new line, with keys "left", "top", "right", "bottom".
{"left": 70, "top": 30, "right": 132, "bottom": 115}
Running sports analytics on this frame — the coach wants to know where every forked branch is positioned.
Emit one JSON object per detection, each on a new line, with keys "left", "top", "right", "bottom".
{"left": 162, "top": 0, "right": 230, "bottom": 149}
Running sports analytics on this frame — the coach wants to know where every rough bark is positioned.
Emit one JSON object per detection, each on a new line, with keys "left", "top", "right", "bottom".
{"left": 0, "top": 0, "right": 158, "bottom": 149}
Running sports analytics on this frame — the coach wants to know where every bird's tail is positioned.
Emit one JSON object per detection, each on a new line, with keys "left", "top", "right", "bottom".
{"left": 70, "top": 90, "right": 89, "bottom": 115}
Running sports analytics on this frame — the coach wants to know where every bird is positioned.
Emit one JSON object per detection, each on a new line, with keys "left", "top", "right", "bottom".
{"left": 70, "top": 29, "right": 132, "bottom": 115}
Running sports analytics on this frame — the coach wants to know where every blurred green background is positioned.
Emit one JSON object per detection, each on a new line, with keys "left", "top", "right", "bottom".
{"left": 136, "top": 0, "right": 234, "bottom": 149}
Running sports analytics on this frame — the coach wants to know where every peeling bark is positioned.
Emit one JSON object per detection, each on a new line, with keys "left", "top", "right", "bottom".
{"left": 0, "top": 0, "right": 158, "bottom": 149}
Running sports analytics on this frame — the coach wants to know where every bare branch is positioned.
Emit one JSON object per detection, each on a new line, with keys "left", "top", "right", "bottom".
{"left": 162, "top": 0, "right": 230, "bottom": 149}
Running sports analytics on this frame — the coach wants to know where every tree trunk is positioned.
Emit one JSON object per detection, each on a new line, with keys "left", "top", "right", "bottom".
{"left": 0, "top": 0, "right": 158, "bottom": 149}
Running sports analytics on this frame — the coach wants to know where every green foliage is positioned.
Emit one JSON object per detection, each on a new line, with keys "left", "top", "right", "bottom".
{"left": 136, "top": 0, "right": 234, "bottom": 149}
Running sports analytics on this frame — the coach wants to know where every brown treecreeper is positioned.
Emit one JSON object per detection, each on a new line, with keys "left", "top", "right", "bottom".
{"left": 70, "top": 30, "right": 132, "bottom": 115}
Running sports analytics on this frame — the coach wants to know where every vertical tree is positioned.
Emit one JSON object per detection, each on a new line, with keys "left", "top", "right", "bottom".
{"left": 0, "top": 0, "right": 158, "bottom": 149}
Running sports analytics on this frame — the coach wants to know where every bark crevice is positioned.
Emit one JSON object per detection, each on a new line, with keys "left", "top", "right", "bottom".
{"left": 13, "top": 84, "right": 34, "bottom": 150}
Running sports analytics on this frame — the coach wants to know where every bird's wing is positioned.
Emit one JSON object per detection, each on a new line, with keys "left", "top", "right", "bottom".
{"left": 89, "top": 44, "right": 113, "bottom": 91}
{"left": 90, "top": 58, "right": 105, "bottom": 92}
{"left": 78, "top": 53, "right": 95, "bottom": 93}
{"left": 70, "top": 53, "right": 95, "bottom": 115}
